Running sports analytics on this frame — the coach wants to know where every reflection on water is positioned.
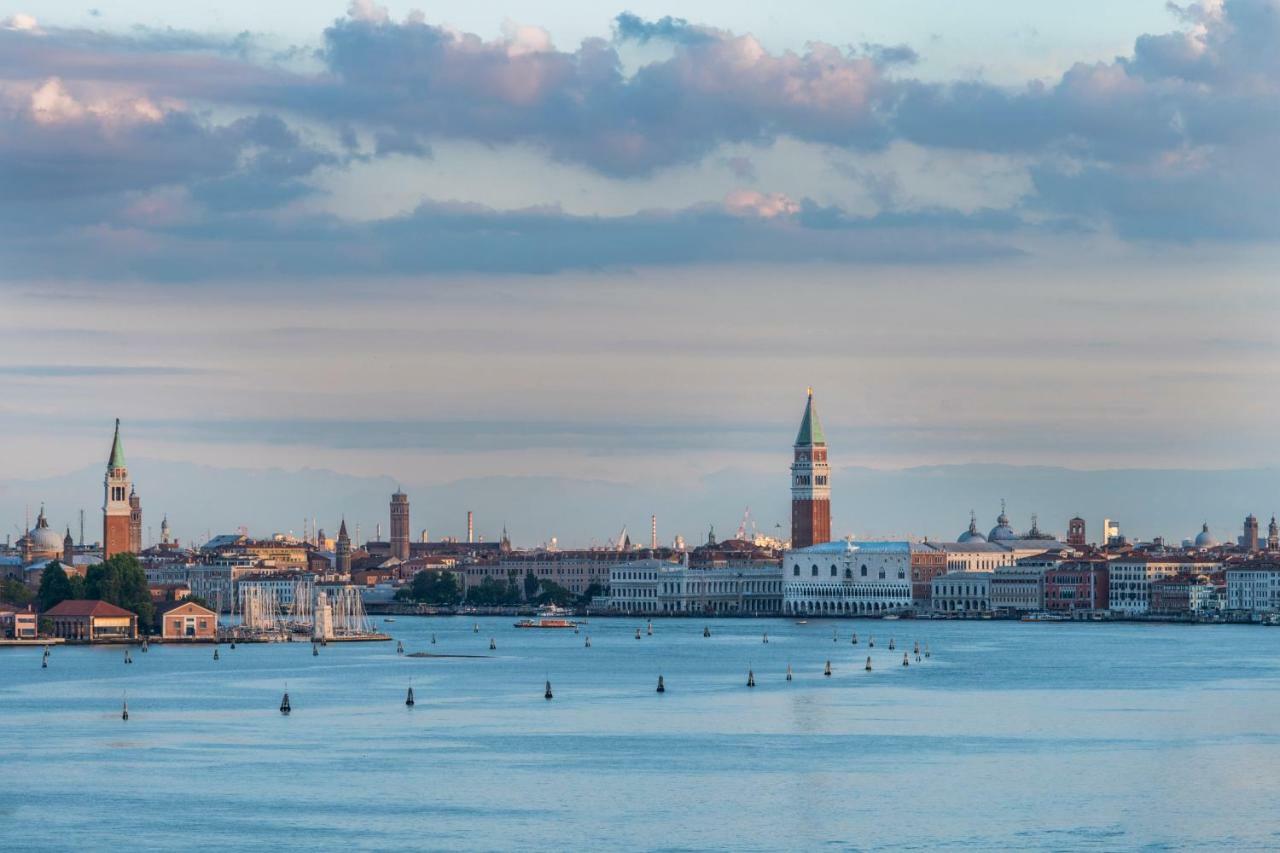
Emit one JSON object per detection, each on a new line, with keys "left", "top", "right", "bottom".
{"left": 4, "top": 617, "right": 1280, "bottom": 850}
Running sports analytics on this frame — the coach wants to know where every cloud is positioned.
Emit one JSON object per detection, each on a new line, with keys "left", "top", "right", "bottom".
{"left": 2, "top": 12, "right": 39, "bottom": 32}
{"left": 613, "top": 12, "right": 716, "bottom": 45}
{"left": 723, "top": 189, "right": 800, "bottom": 219}
{"left": 0, "top": 193, "right": 1027, "bottom": 281}
{"left": 1, "top": 1, "right": 1279, "bottom": 274}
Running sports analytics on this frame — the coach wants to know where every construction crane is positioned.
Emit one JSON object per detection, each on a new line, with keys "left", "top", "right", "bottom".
{"left": 736, "top": 507, "right": 759, "bottom": 543}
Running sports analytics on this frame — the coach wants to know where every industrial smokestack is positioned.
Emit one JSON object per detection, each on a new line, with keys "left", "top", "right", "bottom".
{"left": 651, "top": 515, "right": 657, "bottom": 550}
{"left": 467, "top": 511, "right": 474, "bottom": 544}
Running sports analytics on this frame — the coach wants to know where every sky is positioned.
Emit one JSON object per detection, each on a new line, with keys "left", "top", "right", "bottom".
{"left": 2, "top": 1, "right": 1280, "bottom": 544}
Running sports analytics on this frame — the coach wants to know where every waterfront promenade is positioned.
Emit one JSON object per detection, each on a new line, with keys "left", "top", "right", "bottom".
{"left": 4, "top": 616, "right": 1279, "bottom": 850}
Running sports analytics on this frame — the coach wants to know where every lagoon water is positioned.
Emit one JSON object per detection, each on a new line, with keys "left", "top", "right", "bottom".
{"left": 4, "top": 617, "right": 1280, "bottom": 851}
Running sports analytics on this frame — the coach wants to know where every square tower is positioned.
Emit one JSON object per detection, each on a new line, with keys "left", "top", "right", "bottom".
{"left": 790, "top": 388, "right": 831, "bottom": 549}
{"left": 103, "top": 419, "right": 132, "bottom": 558}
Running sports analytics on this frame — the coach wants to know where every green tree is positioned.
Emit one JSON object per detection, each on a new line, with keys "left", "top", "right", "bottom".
{"left": 466, "top": 576, "right": 505, "bottom": 606}
{"left": 85, "top": 553, "right": 156, "bottom": 633}
{"left": 523, "top": 570, "right": 540, "bottom": 601}
{"left": 534, "top": 579, "right": 575, "bottom": 607}
{"left": 37, "top": 561, "right": 73, "bottom": 611}
{"left": 468, "top": 575, "right": 522, "bottom": 606}
{"left": 1, "top": 578, "right": 33, "bottom": 607}
{"left": 400, "top": 570, "right": 461, "bottom": 605}
{"left": 580, "top": 581, "right": 606, "bottom": 603}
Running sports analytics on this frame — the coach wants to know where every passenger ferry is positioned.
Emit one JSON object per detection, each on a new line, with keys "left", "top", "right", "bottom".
{"left": 1021, "top": 611, "right": 1069, "bottom": 622}
{"left": 513, "top": 618, "right": 579, "bottom": 629}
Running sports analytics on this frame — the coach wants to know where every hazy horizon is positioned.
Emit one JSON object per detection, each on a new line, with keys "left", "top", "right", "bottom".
{"left": 3, "top": 1, "right": 1279, "bottom": 543}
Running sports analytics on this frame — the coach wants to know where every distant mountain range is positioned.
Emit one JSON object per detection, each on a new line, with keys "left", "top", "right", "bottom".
{"left": 2, "top": 460, "right": 1276, "bottom": 550}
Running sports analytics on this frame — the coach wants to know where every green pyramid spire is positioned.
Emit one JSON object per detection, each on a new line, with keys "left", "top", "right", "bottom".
{"left": 794, "top": 388, "right": 826, "bottom": 446}
{"left": 108, "top": 418, "right": 126, "bottom": 469}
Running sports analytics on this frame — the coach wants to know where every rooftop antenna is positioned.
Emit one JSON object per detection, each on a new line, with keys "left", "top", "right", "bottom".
{"left": 79, "top": 509, "right": 85, "bottom": 546}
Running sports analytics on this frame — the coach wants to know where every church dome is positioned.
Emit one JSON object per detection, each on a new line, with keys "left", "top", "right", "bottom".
{"left": 1194, "top": 523, "right": 1217, "bottom": 548}
{"left": 26, "top": 509, "right": 64, "bottom": 554}
{"left": 958, "top": 512, "right": 986, "bottom": 543}
{"left": 988, "top": 505, "right": 1016, "bottom": 541}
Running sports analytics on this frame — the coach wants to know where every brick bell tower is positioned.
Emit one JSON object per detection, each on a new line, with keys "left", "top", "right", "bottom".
{"left": 103, "top": 418, "right": 132, "bottom": 559}
{"left": 790, "top": 388, "right": 831, "bottom": 548}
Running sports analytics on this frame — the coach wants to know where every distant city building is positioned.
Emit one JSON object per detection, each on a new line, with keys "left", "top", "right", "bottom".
{"left": 158, "top": 599, "right": 218, "bottom": 640}
{"left": 390, "top": 490, "right": 410, "bottom": 561}
{"left": 989, "top": 568, "right": 1044, "bottom": 614}
{"left": 1102, "top": 518, "right": 1121, "bottom": 547}
{"left": 936, "top": 541, "right": 1016, "bottom": 572}
{"left": 0, "top": 605, "right": 37, "bottom": 639}
{"left": 1043, "top": 561, "right": 1110, "bottom": 613}
{"left": 336, "top": 519, "right": 352, "bottom": 575}
{"left": 1226, "top": 562, "right": 1280, "bottom": 613}
{"left": 605, "top": 558, "right": 783, "bottom": 615}
{"left": 782, "top": 540, "right": 913, "bottom": 616}
{"left": 1193, "top": 523, "right": 1218, "bottom": 549}
{"left": 988, "top": 501, "right": 1016, "bottom": 541}
{"left": 103, "top": 419, "right": 133, "bottom": 559}
{"left": 1150, "top": 574, "right": 1221, "bottom": 617}
{"left": 957, "top": 510, "right": 986, "bottom": 543}
{"left": 1067, "top": 516, "right": 1087, "bottom": 548}
{"left": 1108, "top": 557, "right": 1219, "bottom": 615}
{"left": 909, "top": 543, "right": 949, "bottom": 607}
{"left": 44, "top": 599, "right": 138, "bottom": 641}
{"left": 1270, "top": 516, "right": 1279, "bottom": 551}
{"left": 790, "top": 388, "right": 830, "bottom": 549}
{"left": 1240, "top": 514, "right": 1260, "bottom": 551}
{"left": 128, "top": 487, "right": 143, "bottom": 553}
{"left": 931, "top": 571, "right": 992, "bottom": 614}
{"left": 461, "top": 547, "right": 681, "bottom": 599}
{"left": 18, "top": 506, "right": 65, "bottom": 566}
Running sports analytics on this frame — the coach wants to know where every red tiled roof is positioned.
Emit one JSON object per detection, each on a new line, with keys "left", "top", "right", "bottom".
{"left": 43, "top": 599, "right": 136, "bottom": 618}
{"left": 157, "top": 600, "right": 216, "bottom": 617}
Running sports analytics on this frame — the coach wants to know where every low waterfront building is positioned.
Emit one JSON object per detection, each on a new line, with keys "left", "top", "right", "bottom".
{"left": 931, "top": 571, "right": 993, "bottom": 614}
{"left": 782, "top": 540, "right": 913, "bottom": 617}
{"left": 1109, "top": 557, "right": 1220, "bottom": 615}
{"left": 44, "top": 600, "right": 137, "bottom": 641}
{"left": 1150, "top": 574, "right": 1222, "bottom": 617}
{"left": 463, "top": 547, "right": 681, "bottom": 598}
{"left": 606, "top": 559, "right": 783, "bottom": 615}
{"left": 989, "top": 568, "right": 1044, "bottom": 614}
{"left": 0, "top": 606, "right": 37, "bottom": 639}
{"left": 158, "top": 599, "right": 218, "bottom": 640}
{"left": 1226, "top": 562, "right": 1280, "bottom": 613}
{"left": 1043, "top": 561, "right": 1110, "bottom": 614}
{"left": 237, "top": 571, "right": 315, "bottom": 610}
{"left": 937, "top": 542, "right": 1015, "bottom": 573}
{"left": 909, "top": 543, "right": 949, "bottom": 607}
{"left": 605, "top": 558, "right": 669, "bottom": 614}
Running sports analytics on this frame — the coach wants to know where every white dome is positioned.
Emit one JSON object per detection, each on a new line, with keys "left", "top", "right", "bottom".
{"left": 26, "top": 511, "right": 64, "bottom": 553}
{"left": 1194, "top": 523, "right": 1217, "bottom": 548}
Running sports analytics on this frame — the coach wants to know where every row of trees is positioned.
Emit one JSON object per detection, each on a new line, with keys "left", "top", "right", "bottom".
{"left": 394, "top": 569, "right": 606, "bottom": 607}
{"left": 37, "top": 554, "right": 156, "bottom": 633}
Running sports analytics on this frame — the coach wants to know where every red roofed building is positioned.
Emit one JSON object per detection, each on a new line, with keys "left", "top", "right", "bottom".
{"left": 158, "top": 600, "right": 218, "bottom": 640}
{"left": 44, "top": 600, "right": 138, "bottom": 642}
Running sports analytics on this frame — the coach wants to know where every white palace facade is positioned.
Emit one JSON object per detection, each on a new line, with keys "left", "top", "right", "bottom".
{"left": 782, "top": 540, "right": 914, "bottom": 616}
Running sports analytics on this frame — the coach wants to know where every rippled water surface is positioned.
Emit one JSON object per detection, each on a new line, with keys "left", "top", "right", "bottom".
{"left": 4, "top": 617, "right": 1280, "bottom": 851}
